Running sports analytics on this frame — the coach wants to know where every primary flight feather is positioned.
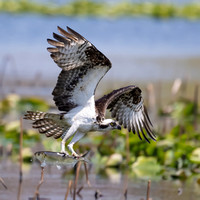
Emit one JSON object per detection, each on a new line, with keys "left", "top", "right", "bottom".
{"left": 24, "top": 26, "right": 155, "bottom": 157}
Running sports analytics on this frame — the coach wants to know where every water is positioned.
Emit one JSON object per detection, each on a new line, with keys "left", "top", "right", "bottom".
{"left": 0, "top": 160, "right": 200, "bottom": 200}
{"left": 1, "top": 13, "right": 200, "bottom": 92}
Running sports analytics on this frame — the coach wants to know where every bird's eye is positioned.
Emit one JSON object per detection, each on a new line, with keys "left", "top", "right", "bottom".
{"left": 110, "top": 122, "right": 116, "bottom": 127}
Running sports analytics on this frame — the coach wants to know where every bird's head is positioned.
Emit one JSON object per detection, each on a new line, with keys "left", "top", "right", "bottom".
{"left": 97, "top": 119, "right": 121, "bottom": 131}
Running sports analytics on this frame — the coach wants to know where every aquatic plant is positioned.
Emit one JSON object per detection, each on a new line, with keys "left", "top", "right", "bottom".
{"left": 0, "top": 94, "right": 48, "bottom": 161}
{"left": 0, "top": 93, "right": 49, "bottom": 116}
{"left": 0, "top": 87, "right": 199, "bottom": 181}
{"left": 0, "top": 120, "right": 40, "bottom": 162}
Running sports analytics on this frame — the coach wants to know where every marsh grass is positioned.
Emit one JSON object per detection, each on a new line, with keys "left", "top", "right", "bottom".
{"left": 0, "top": 177, "right": 7, "bottom": 190}
{"left": 0, "top": 70, "right": 200, "bottom": 187}
{"left": 0, "top": 81, "right": 200, "bottom": 182}
{"left": 1, "top": 0, "right": 200, "bottom": 19}
{"left": 17, "top": 117, "right": 23, "bottom": 200}
{"left": 32, "top": 167, "right": 45, "bottom": 200}
{"left": 0, "top": 104, "right": 198, "bottom": 198}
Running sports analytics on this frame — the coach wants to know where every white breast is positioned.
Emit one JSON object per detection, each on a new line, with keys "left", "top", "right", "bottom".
{"left": 63, "top": 95, "right": 96, "bottom": 133}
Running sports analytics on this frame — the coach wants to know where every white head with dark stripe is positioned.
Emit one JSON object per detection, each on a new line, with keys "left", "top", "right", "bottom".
{"left": 96, "top": 119, "right": 121, "bottom": 131}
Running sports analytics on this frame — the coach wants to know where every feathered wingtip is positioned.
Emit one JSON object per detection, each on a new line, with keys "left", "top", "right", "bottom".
{"left": 46, "top": 26, "right": 86, "bottom": 48}
{"left": 57, "top": 26, "right": 78, "bottom": 41}
{"left": 24, "top": 111, "right": 66, "bottom": 139}
{"left": 142, "top": 106, "right": 156, "bottom": 142}
{"left": 23, "top": 111, "right": 34, "bottom": 120}
{"left": 23, "top": 111, "right": 45, "bottom": 121}
{"left": 66, "top": 26, "right": 86, "bottom": 41}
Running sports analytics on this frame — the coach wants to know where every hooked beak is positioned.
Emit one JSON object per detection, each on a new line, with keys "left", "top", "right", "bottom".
{"left": 117, "top": 125, "right": 121, "bottom": 130}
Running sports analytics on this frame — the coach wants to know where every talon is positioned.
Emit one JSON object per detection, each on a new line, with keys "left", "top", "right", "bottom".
{"left": 58, "top": 151, "right": 69, "bottom": 157}
{"left": 57, "top": 152, "right": 66, "bottom": 157}
{"left": 72, "top": 153, "right": 80, "bottom": 159}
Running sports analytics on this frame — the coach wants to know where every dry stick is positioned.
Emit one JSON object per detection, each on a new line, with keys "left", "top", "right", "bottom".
{"left": 34, "top": 167, "right": 45, "bottom": 200}
{"left": 17, "top": 117, "right": 23, "bottom": 200}
{"left": 73, "top": 161, "right": 82, "bottom": 200}
{"left": 70, "top": 180, "right": 74, "bottom": 196}
{"left": 123, "top": 173, "right": 128, "bottom": 200}
{"left": 146, "top": 180, "right": 151, "bottom": 200}
{"left": 83, "top": 162, "right": 91, "bottom": 187}
{"left": 0, "top": 55, "right": 9, "bottom": 96}
{"left": 146, "top": 83, "right": 156, "bottom": 112}
{"left": 156, "top": 81, "right": 162, "bottom": 110}
{"left": 0, "top": 177, "right": 7, "bottom": 189}
{"left": 0, "top": 55, "right": 18, "bottom": 97}
{"left": 76, "top": 186, "right": 83, "bottom": 196}
{"left": 193, "top": 84, "right": 199, "bottom": 130}
{"left": 124, "top": 188, "right": 128, "bottom": 200}
{"left": 76, "top": 162, "right": 91, "bottom": 197}
{"left": 64, "top": 180, "right": 73, "bottom": 200}
{"left": 125, "top": 130, "right": 130, "bottom": 164}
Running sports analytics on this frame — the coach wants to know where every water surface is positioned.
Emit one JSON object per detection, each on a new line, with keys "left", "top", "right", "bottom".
{"left": 0, "top": 160, "right": 200, "bottom": 200}
{"left": 1, "top": 14, "right": 200, "bottom": 89}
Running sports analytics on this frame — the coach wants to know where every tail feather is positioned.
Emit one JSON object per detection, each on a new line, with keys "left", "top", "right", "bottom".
{"left": 33, "top": 119, "right": 54, "bottom": 129}
{"left": 54, "top": 127, "right": 68, "bottom": 139}
{"left": 24, "top": 111, "right": 68, "bottom": 139}
{"left": 24, "top": 111, "right": 46, "bottom": 121}
{"left": 45, "top": 127, "right": 61, "bottom": 138}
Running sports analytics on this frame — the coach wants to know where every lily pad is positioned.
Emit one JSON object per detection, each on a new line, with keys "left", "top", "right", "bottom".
{"left": 132, "top": 156, "right": 162, "bottom": 178}
{"left": 106, "top": 153, "right": 123, "bottom": 167}
{"left": 190, "top": 148, "right": 200, "bottom": 164}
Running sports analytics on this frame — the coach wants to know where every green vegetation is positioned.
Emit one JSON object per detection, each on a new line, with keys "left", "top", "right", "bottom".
{"left": 0, "top": 120, "right": 40, "bottom": 162}
{"left": 0, "top": 94, "right": 49, "bottom": 161}
{"left": 1, "top": 0, "right": 200, "bottom": 19}
{"left": 0, "top": 91, "right": 199, "bottom": 182}
{"left": 0, "top": 93, "right": 49, "bottom": 116}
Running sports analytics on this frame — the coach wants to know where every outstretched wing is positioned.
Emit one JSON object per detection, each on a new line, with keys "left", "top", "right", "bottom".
{"left": 95, "top": 86, "right": 156, "bottom": 143}
{"left": 24, "top": 111, "right": 69, "bottom": 139}
{"left": 47, "top": 26, "right": 111, "bottom": 112}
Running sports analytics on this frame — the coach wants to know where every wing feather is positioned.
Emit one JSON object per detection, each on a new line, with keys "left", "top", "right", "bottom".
{"left": 24, "top": 111, "right": 68, "bottom": 139}
{"left": 47, "top": 39, "right": 65, "bottom": 47}
{"left": 122, "top": 106, "right": 128, "bottom": 128}
{"left": 47, "top": 47, "right": 59, "bottom": 53}
{"left": 135, "top": 111, "right": 144, "bottom": 140}
{"left": 53, "top": 32, "right": 70, "bottom": 44}
{"left": 128, "top": 110, "right": 134, "bottom": 132}
{"left": 133, "top": 111, "right": 142, "bottom": 140}
{"left": 95, "top": 85, "right": 155, "bottom": 142}
{"left": 47, "top": 26, "right": 111, "bottom": 112}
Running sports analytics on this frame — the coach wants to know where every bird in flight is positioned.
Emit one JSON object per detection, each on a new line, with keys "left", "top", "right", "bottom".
{"left": 24, "top": 26, "right": 156, "bottom": 157}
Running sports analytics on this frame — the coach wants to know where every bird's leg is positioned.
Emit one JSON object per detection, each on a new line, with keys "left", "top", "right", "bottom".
{"left": 59, "top": 124, "right": 79, "bottom": 156}
{"left": 68, "top": 144, "right": 79, "bottom": 158}
{"left": 68, "top": 132, "right": 85, "bottom": 158}
{"left": 60, "top": 141, "right": 69, "bottom": 155}
{"left": 56, "top": 141, "right": 69, "bottom": 157}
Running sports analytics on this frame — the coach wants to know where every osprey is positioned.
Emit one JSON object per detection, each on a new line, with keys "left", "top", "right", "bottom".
{"left": 24, "top": 26, "right": 155, "bottom": 157}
